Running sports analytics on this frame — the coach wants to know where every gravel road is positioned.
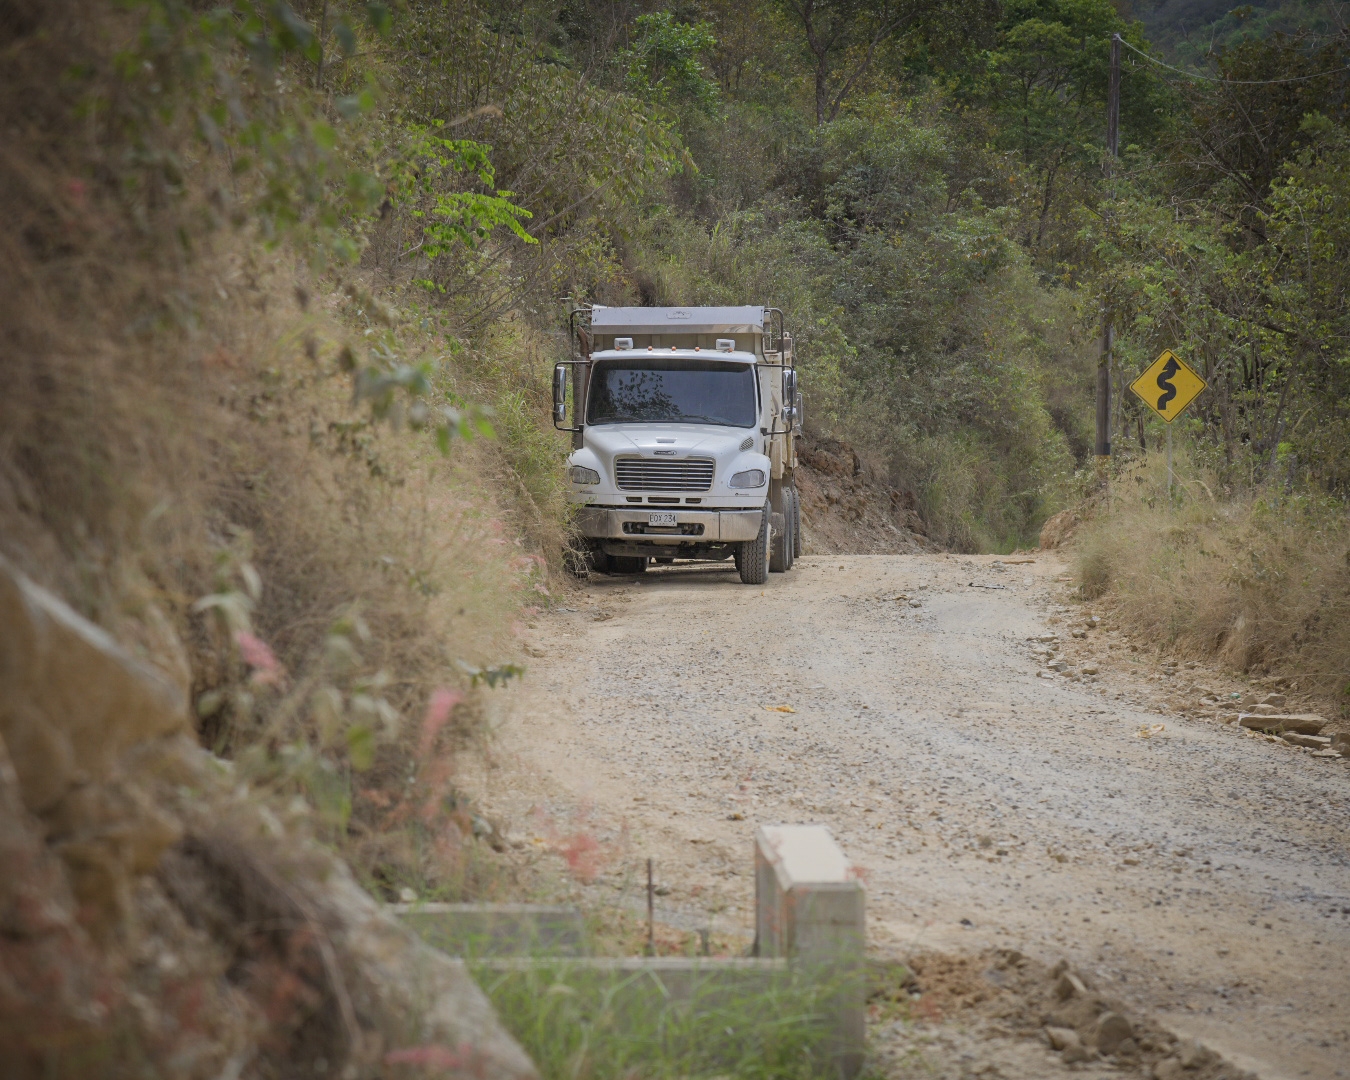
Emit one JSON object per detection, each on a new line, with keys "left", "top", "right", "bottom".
{"left": 479, "top": 554, "right": 1350, "bottom": 1080}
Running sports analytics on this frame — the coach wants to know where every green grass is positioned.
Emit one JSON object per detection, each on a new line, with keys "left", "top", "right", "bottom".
{"left": 473, "top": 959, "right": 845, "bottom": 1080}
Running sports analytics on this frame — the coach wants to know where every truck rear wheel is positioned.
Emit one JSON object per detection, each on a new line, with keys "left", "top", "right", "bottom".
{"left": 735, "top": 504, "right": 769, "bottom": 585}
{"left": 790, "top": 485, "right": 802, "bottom": 558}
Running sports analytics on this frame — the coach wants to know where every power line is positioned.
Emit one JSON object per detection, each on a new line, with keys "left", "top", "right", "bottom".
{"left": 1116, "top": 34, "right": 1350, "bottom": 86}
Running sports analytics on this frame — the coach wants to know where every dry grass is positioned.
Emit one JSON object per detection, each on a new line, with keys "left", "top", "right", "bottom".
{"left": 1075, "top": 449, "right": 1350, "bottom": 714}
{"left": 0, "top": 0, "right": 568, "bottom": 903}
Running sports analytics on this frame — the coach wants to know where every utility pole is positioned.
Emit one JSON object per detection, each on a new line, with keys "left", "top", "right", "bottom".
{"left": 1097, "top": 33, "right": 1121, "bottom": 469}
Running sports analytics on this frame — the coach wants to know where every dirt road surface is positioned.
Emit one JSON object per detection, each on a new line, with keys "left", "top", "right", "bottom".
{"left": 475, "top": 554, "right": 1350, "bottom": 1080}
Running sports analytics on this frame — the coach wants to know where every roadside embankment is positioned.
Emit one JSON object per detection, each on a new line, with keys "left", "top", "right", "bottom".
{"left": 1062, "top": 452, "right": 1350, "bottom": 720}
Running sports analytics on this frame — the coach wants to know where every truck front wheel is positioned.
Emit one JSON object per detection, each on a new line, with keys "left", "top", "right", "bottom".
{"left": 608, "top": 555, "right": 648, "bottom": 575}
{"left": 735, "top": 504, "right": 770, "bottom": 585}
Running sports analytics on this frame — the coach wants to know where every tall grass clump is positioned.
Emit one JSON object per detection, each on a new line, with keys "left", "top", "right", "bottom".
{"left": 475, "top": 961, "right": 842, "bottom": 1080}
{"left": 1076, "top": 449, "right": 1350, "bottom": 709}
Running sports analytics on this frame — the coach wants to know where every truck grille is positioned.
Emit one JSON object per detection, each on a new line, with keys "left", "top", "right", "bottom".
{"left": 614, "top": 457, "right": 715, "bottom": 492}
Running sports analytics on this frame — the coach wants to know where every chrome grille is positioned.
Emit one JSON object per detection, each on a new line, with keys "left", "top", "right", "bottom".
{"left": 614, "top": 457, "right": 715, "bottom": 492}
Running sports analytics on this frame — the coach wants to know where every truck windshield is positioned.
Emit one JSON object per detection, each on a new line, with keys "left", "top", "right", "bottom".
{"left": 586, "top": 358, "right": 757, "bottom": 427}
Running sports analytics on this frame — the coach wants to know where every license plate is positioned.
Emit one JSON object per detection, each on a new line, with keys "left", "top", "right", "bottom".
{"left": 648, "top": 512, "right": 677, "bottom": 527}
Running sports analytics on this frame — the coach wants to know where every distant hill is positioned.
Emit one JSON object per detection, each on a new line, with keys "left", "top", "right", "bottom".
{"left": 1132, "top": 0, "right": 1343, "bottom": 59}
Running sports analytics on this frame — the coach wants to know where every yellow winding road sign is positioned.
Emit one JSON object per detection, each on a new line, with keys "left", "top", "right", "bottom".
{"left": 1130, "top": 349, "right": 1206, "bottom": 423}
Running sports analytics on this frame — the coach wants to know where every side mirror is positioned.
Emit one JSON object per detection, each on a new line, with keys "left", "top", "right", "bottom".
{"left": 782, "top": 369, "right": 798, "bottom": 423}
{"left": 553, "top": 363, "right": 569, "bottom": 424}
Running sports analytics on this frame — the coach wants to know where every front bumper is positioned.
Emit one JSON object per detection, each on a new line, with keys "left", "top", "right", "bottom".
{"left": 574, "top": 506, "right": 762, "bottom": 544}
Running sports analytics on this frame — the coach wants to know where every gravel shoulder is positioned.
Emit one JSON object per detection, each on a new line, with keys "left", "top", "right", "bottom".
{"left": 470, "top": 554, "right": 1350, "bottom": 1080}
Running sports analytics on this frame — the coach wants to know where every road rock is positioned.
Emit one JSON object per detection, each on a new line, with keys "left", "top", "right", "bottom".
{"left": 1045, "top": 1026, "right": 1079, "bottom": 1051}
{"left": 1239, "top": 713, "right": 1327, "bottom": 735}
{"left": 1092, "top": 1011, "right": 1133, "bottom": 1055}
{"left": 1054, "top": 970, "right": 1088, "bottom": 1000}
{"left": 1153, "top": 1058, "right": 1184, "bottom": 1080}
{"left": 1282, "top": 733, "right": 1331, "bottom": 749}
{"left": 1261, "top": 693, "right": 1287, "bottom": 708}
{"left": 1177, "top": 1039, "right": 1213, "bottom": 1069}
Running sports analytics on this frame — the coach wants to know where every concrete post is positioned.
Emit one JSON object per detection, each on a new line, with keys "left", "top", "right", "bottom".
{"left": 755, "top": 824, "right": 865, "bottom": 1077}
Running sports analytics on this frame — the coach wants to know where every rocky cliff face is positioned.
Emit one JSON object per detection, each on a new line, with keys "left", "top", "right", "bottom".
{"left": 0, "top": 556, "right": 536, "bottom": 1080}
{"left": 795, "top": 433, "right": 933, "bottom": 555}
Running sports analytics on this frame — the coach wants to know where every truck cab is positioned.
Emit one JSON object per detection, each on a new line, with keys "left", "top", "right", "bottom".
{"left": 552, "top": 305, "right": 802, "bottom": 584}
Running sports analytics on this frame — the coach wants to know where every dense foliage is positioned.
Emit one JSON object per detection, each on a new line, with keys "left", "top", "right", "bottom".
{"left": 105, "top": 0, "right": 1350, "bottom": 552}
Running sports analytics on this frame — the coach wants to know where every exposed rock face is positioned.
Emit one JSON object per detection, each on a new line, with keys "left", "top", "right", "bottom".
{"left": 795, "top": 433, "right": 932, "bottom": 554}
{"left": 0, "top": 557, "right": 537, "bottom": 1079}
{"left": 0, "top": 555, "right": 186, "bottom": 926}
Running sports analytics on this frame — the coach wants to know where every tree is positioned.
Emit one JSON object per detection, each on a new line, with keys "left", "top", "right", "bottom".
{"left": 618, "top": 11, "right": 721, "bottom": 114}
{"left": 964, "top": 0, "right": 1166, "bottom": 254}
{"left": 777, "top": 0, "right": 992, "bottom": 124}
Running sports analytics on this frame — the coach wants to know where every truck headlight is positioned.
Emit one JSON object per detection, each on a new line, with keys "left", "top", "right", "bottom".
{"left": 569, "top": 465, "right": 601, "bottom": 485}
{"left": 729, "top": 469, "right": 766, "bottom": 489}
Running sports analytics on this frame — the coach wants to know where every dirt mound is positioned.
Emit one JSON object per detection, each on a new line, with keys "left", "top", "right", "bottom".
{"left": 871, "top": 948, "right": 1255, "bottom": 1079}
{"left": 795, "top": 432, "right": 934, "bottom": 555}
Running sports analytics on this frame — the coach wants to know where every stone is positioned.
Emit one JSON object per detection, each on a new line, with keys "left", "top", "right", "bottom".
{"left": 1261, "top": 693, "right": 1287, "bottom": 708}
{"left": 1153, "top": 1059, "right": 1184, "bottom": 1080}
{"left": 1252, "top": 703, "right": 1279, "bottom": 715}
{"left": 1081, "top": 665, "right": 1099, "bottom": 675}
{"left": 0, "top": 558, "right": 187, "bottom": 813}
{"left": 1117, "top": 1037, "right": 1138, "bottom": 1057}
{"left": 1331, "top": 732, "right": 1350, "bottom": 753}
{"left": 1062, "top": 1042, "right": 1093, "bottom": 1064}
{"left": 0, "top": 558, "right": 189, "bottom": 929}
{"left": 1092, "top": 1011, "right": 1133, "bottom": 1055}
{"left": 1282, "top": 733, "right": 1331, "bottom": 749}
{"left": 1054, "top": 971, "right": 1088, "bottom": 1000}
{"left": 1239, "top": 713, "right": 1327, "bottom": 735}
{"left": 1045, "top": 1026, "right": 1079, "bottom": 1052}
{"left": 1177, "top": 1039, "right": 1213, "bottom": 1069}
{"left": 908, "top": 599, "right": 922, "bottom": 608}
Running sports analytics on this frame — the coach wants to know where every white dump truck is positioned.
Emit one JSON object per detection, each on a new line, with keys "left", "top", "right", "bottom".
{"left": 552, "top": 305, "right": 802, "bottom": 584}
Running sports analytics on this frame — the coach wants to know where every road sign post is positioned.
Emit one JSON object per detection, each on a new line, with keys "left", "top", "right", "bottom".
{"left": 1129, "top": 349, "right": 1207, "bottom": 498}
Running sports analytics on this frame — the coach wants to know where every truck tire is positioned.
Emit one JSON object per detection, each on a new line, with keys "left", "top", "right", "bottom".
{"left": 736, "top": 503, "right": 769, "bottom": 585}
{"left": 769, "top": 510, "right": 789, "bottom": 573}
{"left": 608, "top": 555, "right": 648, "bottom": 574}
{"left": 790, "top": 485, "right": 802, "bottom": 558}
